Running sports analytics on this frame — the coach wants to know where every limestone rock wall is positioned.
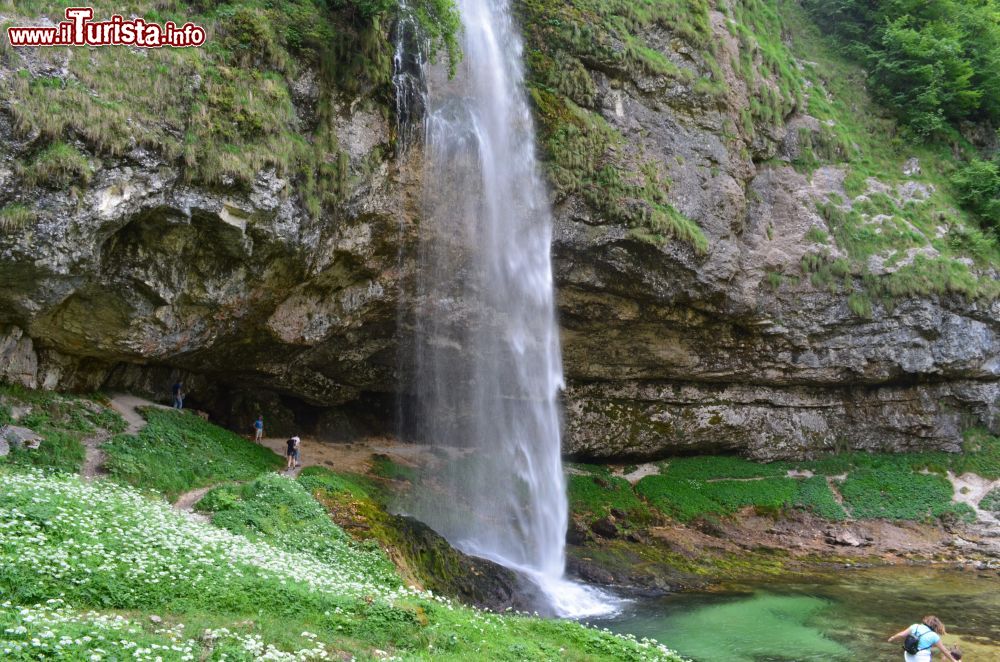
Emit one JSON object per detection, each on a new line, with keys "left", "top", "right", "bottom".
{"left": 0, "top": 3, "right": 997, "bottom": 460}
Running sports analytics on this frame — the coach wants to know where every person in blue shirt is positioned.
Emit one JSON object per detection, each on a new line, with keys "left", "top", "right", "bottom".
{"left": 253, "top": 415, "right": 264, "bottom": 443}
{"left": 171, "top": 381, "right": 184, "bottom": 409}
{"left": 888, "top": 615, "right": 959, "bottom": 662}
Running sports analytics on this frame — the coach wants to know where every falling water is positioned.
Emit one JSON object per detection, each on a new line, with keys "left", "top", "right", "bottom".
{"left": 391, "top": 0, "right": 426, "bottom": 153}
{"left": 401, "top": 0, "right": 614, "bottom": 617}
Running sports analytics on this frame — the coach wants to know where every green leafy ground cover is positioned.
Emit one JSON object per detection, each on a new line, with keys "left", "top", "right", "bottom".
{"left": 568, "top": 465, "right": 652, "bottom": 522}
{"left": 102, "top": 408, "right": 283, "bottom": 500}
{"left": 0, "top": 469, "right": 685, "bottom": 660}
{"left": 981, "top": 488, "right": 1000, "bottom": 514}
{"left": 570, "top": 430, "right": 999, "bottom": 525}
{"left": 0, "top": 390, "right": 684, "bottom": 659}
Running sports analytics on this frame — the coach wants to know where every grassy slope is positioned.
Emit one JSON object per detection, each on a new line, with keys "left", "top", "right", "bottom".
{"left": 0, "top": 390, "right": 683, "bottom": 660}
{"left": 102, "top": 408, "right": 283, "bottom": 500}
{"left": 768, "top": 0, "right": 1000, "bottom": 306}
{"left": 0, "top": 385, "right": 126, "bottom": 472}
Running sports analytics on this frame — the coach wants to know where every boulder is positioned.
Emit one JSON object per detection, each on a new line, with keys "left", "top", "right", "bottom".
{"left": 0, "top": 425, "right": 42, "bottom": 454}
{"left": 566, "top": 518, "right": 592, "bottom": 545}
{"left": 824, "top": 529, "right": 869, "bottom": 547}
{"left": 590, "top": 516, "right": 620, "bottom": 539}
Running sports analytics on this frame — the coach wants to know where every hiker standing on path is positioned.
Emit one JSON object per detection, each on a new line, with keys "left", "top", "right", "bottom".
{"left": 888, "top": 616, "right": 959, "bottom": 662}
{"left": 253, "top": 415, "right": 264, "bottom": 443}
{"left": 286, "top": 436, "right": 300, "bottom": 471}
{"left": 172, "top": 381, "right": 184, "bottom": 410}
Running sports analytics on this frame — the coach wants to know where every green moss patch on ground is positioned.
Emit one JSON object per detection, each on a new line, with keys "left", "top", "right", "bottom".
{"left": 567, "top": 464, "right": 652, "bottom": 522}
{"left": 101, "top": 408, "right": 283, "bottom": 500}
{"left": 570, "top": 431, "right": 999, "bottom": 526}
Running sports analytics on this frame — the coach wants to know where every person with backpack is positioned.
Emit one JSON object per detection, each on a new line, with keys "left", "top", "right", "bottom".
{"left": 888, "top": 615, "right": 959, "bottom": 662}
{"left": 285, "top": 436, "right": 301, "bottom": 471}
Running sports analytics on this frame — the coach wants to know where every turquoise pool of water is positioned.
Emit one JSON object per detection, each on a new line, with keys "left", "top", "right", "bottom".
{"left": 596, "top": 566, "right": 999, "bottom": 661}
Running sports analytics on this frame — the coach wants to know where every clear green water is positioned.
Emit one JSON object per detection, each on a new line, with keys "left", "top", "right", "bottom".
{"left": 596, "top": 566, "right": 1000, "bottom": 661}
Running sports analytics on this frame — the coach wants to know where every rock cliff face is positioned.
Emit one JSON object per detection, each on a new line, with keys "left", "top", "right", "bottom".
{"left": 0, "top": 2, "right": 997, "bottom": 457}
{"left": 0, "top": 88, "right": 411, "bottom": 420}
{"left": 525, "top": 0, "right": 999, "bottom": 459}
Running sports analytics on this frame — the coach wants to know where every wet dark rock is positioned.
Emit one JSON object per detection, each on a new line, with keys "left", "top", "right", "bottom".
{"left": 590, "top": 516, "right": 620, "bottom": 539}
{"left": 566, "top": 518, "right": 592, "bottom": 546}
{"left": 565, "top": 557, "right": 615, "bottom": 586}
{"left": 388, "top": 515, "right": 536, "bottom": 613}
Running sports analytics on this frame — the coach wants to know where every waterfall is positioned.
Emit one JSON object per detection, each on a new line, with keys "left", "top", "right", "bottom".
{"left": 398, "top": 0, "right": 614, "bottom": 618}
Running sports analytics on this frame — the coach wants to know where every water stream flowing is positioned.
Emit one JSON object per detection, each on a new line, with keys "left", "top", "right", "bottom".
{"left": 398, "top": 0, "right": 613, "bottom": 618}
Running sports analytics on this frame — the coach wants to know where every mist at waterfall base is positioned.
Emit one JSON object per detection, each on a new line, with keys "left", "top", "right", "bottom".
{"left": 396, "top": 0, "right": 616, "bottom": 618}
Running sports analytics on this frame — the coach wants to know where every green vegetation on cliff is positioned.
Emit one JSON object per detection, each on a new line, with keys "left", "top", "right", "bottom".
{"left": 0, "top": 204, "right": 35, "bottom": 232}
{"left": 517, "top": 0, "right": 998, "bottom": 302}
{"left": 518, "top": 0, "right": 713, "bottom": 253}
{"left": 804, "top": 0, "right": 1000, "bottom": 138}
{"left": 1, "top": 0, "right": 460, "bottom": 219}
{"left": 758, "top": 0, "right": 1000, "bottom": 304}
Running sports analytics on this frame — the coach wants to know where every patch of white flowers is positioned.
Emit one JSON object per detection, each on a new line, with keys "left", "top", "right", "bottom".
{"left": 0, "top": 469, "right": 686, "bottom": 661}
{"left": 0, "top": 470, "right": 419, "bottom": 604}
{"left": 0, "top": 599, "right": 332, "bottom": 660}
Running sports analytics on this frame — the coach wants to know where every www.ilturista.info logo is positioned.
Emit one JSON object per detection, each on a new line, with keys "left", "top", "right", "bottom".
{"left": 6, "top": 7, "right": 206, "bottom": 48}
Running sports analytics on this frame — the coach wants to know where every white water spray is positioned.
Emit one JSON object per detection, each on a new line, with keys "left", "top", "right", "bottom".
{"left": 400, "top": 0, "right": 616, "bottom": 618}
